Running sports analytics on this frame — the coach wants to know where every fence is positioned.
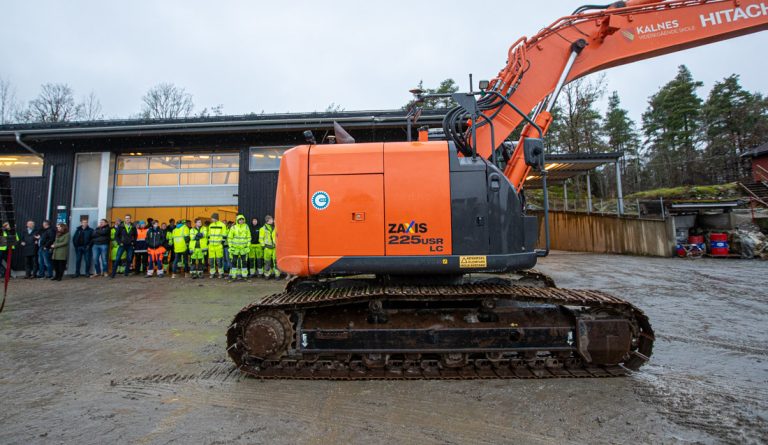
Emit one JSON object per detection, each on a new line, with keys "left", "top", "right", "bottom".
{"left": 534, "top": 210, "right": 674, "bottom": 257}
{"left": 527, "top": 197, "right": 667, "bottom": 219}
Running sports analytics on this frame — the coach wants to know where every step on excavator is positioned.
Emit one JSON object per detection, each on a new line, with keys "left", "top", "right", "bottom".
{"left": 228, "top": 0, "right": 768, "bottom": 379}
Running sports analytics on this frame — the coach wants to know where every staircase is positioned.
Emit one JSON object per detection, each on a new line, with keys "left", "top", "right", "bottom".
{"left": 739, "top": 178, "right": 768, "bottom": 207}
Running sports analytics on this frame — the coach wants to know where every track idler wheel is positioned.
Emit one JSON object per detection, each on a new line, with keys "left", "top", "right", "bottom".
{"left": 241, "top": 311, "right": 293, "bottom": 359}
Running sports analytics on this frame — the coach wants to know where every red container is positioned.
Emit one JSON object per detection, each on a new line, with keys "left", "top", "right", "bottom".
{"left": 709, "top": 233, "right": 729, "bottom": 256}
{"left": 688, "top": 235, "right": 704, "bottom": 245}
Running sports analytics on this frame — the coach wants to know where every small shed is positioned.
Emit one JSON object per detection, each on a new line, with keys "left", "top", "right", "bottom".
{"left": 743, "top": 142, "right": 768, "bottom": 182}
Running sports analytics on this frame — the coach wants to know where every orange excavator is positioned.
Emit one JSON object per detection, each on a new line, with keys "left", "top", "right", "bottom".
{"left": 228, "top": 0, "right": 768, "bottom": 379}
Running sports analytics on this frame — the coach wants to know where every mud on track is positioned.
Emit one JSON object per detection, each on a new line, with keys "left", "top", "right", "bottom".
{"left": 0, "top": 253, "right": 766, "bottom": 444}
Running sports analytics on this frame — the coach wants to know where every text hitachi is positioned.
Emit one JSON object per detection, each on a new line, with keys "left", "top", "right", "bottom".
{"left": 700, "top": 3, "right": 768, "bottom": 27}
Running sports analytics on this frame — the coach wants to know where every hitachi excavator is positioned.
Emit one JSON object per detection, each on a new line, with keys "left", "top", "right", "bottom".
{"left": 228, "top": 0, "right": 768, "bottom": 379}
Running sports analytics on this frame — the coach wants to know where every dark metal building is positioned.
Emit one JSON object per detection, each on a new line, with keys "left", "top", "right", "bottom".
{"left": 0, "top": 110, "right": 444, "bottom": 270}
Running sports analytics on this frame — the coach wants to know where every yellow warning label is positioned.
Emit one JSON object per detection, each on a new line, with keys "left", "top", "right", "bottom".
{"left": 459, "top": 255, "right": 487, "bottom": 268}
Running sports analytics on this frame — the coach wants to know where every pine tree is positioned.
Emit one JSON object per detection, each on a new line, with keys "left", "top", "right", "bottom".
{"left": 603, "top": 91, "right": 641, "bottom": 192}
{"left": 642, "top": 65, "right": 703, "bottom": 187}
{"left": 703, "top": 74, "right": 768, "bottom": 182}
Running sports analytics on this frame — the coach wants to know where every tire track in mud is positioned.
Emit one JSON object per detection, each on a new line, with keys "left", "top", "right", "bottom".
{"left": 661, "top": 334, "right": 768, "bottom": 357}
{"left": 107, "top": 360, "right": 583, "bottom": 444}
{"left": 634, "top": 367, "right": 768, "bottom": 444}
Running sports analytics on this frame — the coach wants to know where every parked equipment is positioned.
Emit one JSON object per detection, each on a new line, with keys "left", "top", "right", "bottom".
{"left": 228, "top": 1, "right": 768, "bottom": 379}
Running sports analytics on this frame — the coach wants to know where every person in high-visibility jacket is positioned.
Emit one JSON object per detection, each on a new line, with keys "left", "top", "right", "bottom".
{"left": 259, "top": 215, "right": 279, "bottom": 279}
{"left": 207, "top": 213, "right": 227, "bottom": 278}
{"left": 248, "top": 217, "right": 263, "bottom": 277}
{"left": 0, "top": 222, "right": 19, "bottom": 278}
{"left": 110, "top": 220, "right": 127, "bottom": 274}
{"left": 227, "top": 214, "right": 251, "bottom": 281}
{"left": 169, "top": 220, "right": 190, "bottom": 278}
{"left": 189, "top": 218, "right": 208, "bottom": 279}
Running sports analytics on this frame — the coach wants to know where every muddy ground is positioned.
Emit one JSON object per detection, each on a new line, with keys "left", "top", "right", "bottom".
{"left": 0, "top": 252, "right": 766, "bottom": 444}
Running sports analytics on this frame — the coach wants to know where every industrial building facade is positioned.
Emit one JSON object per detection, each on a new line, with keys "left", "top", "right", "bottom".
{"left": 0, "top": 110, "right": 443, "bottom": 269}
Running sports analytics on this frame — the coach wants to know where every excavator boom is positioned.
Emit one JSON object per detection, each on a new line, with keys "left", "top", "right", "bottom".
{"left": 460, "top": 0, "right": 768, "bottom": 189}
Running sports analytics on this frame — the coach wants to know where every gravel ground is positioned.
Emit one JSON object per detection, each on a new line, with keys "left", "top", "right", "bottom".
{"left": 0, "top": 252, "right": 765, "bottom": 444}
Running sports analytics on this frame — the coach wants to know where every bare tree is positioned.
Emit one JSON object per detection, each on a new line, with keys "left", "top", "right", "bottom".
{"left": 20, "top": 83, "right": 83, "bottom": 123}
{"left": 198, "top": 104, "right": 224, "bottom": 118}
{"left": 0, "top": 77, "right": 19, "bottom": 124}
{"left": 80, "top": 91, "right": 104, "bottom": 121}
{"left": 140, "top": 83, "right": 194, "bottom": 119}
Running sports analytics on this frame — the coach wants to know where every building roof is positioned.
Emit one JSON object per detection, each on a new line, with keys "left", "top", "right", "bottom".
{"left": 524, "top": 151, "right": 622, "bottom": 187}
{"left": 742, "top": 141, "right": 768, "bottom": 158}
{"left": 0, "top": 109, "right": 446, "bottom": 143}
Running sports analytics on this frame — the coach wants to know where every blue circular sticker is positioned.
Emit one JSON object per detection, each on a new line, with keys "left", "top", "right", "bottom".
{"left": 311, "top": 191, "right": 330, "bottom": 210}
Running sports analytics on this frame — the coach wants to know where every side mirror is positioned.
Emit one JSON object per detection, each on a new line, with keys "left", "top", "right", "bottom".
{"left": 523, "top": 138, "right": 545, "bottom": 168}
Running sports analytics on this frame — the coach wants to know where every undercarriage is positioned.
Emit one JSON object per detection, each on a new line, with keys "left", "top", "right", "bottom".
{"left": 227, "top": 272, "right": 654, "bottom": 379}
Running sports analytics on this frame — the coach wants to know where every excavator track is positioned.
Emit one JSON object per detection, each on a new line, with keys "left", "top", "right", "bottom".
{"left": 227, "top": 277, "right": 654, "bottom": 380}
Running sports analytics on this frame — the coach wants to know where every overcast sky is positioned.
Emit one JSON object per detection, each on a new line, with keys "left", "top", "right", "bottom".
{"left": 2, "top": 0, "right": 766, "bottom": 124}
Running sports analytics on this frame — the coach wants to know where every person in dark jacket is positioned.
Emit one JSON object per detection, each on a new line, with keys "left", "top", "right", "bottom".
{"left": 110, "top": 214, "right": 137, "bottom": 278}
{"left": 71, "top": 218, "right": 94, "bottom": 278}
{"left": 145, "top": 220, "right": 166, "bottom": 277}
{"left": 19, "top": 220, "right": 39, "bottom": 278}
{"left": 51, "top": 223, "right": 69, "bottom": 281}
{"left": 36, "top": 220, "right": 55, "bottom": 279}
{"left": 91, "top": 219, "right": 110, "bottom": 277}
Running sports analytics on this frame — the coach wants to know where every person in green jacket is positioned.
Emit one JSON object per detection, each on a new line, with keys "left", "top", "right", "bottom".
{"left": 259, "top": 215, "right": 279, "bottom": 279}
{"left": 110, "top": 220, "right": 127, "bottom": 274}
{"left": 0, "top": 221, "right": 19, "bottom": 277}
{"left": 248, "top": 217, "right": 263, "bottom": 278}
{"left": 227, "top": 214, "right": 250, "bottom": 281}
{"left": 207, "top": 213, "right": 227, "bottom": 279}
{"left": 51, "top": 223, "right": 70, "bottom": 281}
{"left": 169, "top": 220, "right": 190, "bottom": 278}
{"left": 189, "top": 219, "right": 208, "bottom": 279}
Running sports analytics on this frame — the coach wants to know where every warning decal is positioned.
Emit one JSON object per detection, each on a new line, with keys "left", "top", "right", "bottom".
{"left": 459, "top": 255, "right": 487, "bottom": 269}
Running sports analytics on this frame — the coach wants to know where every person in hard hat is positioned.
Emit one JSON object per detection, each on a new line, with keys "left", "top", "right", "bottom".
{"left": 227, "top": 214, "right": 250, "bottom": 281}
{"left": 259, "top": 215, "right": 279, "bottom": 279}
{"left": 207, "top": 213, "right": 227, "bottom": 278}
{"left": 248, "top": 217, "right": 263, "bottom": 278}
{"left": 169, "top": 219, "right": 190, "bottom": 278}
{"left": 188, "top": 218, "right": 208, "bottom": 279}
{"left": 145, "top": 220, "right": 166, "bottom": 278}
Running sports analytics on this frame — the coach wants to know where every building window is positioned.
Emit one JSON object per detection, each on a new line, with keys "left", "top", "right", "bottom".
{"left": 0, "top": 154, "right": 44, "bottom": 177}
{"left": 150, "top": 156, "right": 180, "bottom": 170}
{"left": 212, "top": 171, "right": 239, "bottom": 185}
{"left": 115, "top": 152, "right": 238, "bottom": 188}
{"left": 180, "top": 172, "right": 211, "bottom": 185}
{"left": 213, "top": 154, "right": 239, "bottom": 169}
{"left": 148, "top": 173, "right": 179, "bottom": 186}
{"left": 117, "top": 156, "right": 148, "bottom": 170}
{"left": 181, "top": 155, "right": 211, "bottom": 169}
{"left": 116, "top": 174, "right": 147, "bottom": 187}
{"left": 249, "top": 147, "right": 288, "bottom": 171}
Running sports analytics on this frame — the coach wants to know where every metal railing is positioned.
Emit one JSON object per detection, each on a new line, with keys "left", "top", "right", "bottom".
{"left": 526, "top": 197, "right": 667, "bottom": 220}
{"left": 755, "top": 164, "right": 768, "bottom": 184}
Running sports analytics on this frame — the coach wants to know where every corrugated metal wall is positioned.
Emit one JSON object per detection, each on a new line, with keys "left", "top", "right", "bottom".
{"left": 6, "top": 148, "right": 76, "bottom": 269}
{"left": 237, "top": 148, "right": 279, "bottom": 221}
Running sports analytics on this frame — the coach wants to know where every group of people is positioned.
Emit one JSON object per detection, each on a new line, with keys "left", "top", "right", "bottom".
{"left": 0, "top": 212, "right": 282, "bottom": 281}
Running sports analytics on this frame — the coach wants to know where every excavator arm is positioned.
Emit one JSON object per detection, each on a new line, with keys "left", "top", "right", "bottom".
{"left": 456, "top": 0, "right": 768, "bottom": 190}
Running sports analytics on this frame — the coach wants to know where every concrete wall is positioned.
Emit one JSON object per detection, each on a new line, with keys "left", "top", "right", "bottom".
{"left": 535, "top": 211, "right": 674, "bottom": 257}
